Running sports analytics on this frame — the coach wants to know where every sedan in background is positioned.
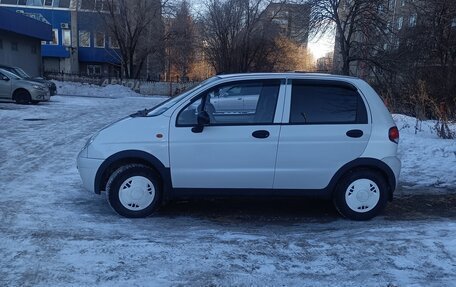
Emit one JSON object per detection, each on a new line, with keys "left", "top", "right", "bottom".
{"left": 0, "top": 68, "right": 50, "bottom": 104}
{"left": 0, "top": 65, "right": 57, "bottom": 96}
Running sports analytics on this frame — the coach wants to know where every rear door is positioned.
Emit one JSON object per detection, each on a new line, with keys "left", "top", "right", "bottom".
{"left": 274, "top": 79, "right": 372, "bottom": 190}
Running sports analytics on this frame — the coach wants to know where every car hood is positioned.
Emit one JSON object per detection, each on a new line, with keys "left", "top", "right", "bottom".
{"left": 14, "top": 79, "right": 47, "bottom": 87}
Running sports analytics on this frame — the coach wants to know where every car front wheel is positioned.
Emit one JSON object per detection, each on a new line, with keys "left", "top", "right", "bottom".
{"left": 106, "top": 164, "right": 161, "bottom": 218}
{"left": 333, "top": 170, "right": 388, "bottom": 221}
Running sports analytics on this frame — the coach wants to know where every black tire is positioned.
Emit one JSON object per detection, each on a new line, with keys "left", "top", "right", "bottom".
{"left": 106, "top": 164, "right": 161, "bottom": 218}
{"left": 333, "top": 170, "right": 388, "bottom": 221}
{"left": 14, "top": 90, "right": 32, "bottom": 105}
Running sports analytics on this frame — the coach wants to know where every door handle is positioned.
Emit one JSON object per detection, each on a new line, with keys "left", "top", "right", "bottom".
{"left": 252, "top": 130, "right": 270, "bottom": 139}
{"left": 346, "top": 129, "right": 363, "bottom": 138}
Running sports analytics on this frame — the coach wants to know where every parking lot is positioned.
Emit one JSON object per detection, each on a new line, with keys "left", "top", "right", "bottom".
{"left": 0, "top": 93, "right": 455, "bottom": 286}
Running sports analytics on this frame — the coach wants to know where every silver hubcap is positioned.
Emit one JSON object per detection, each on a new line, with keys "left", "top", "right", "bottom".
{"left": 119, "top": 176, "right": 155, "bottom": 211}
{"left": 345, "top": 179, "right": 380, "bottom": 213}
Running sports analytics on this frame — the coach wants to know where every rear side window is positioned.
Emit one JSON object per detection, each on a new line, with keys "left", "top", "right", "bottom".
{"left": 290, "top": 81, "right": 368, "bottom": 124}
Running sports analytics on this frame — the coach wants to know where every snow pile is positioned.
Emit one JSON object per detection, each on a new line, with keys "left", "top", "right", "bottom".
{"left": 393, "top": 114, "right": 456, "bottom": 189}
{"left": 52, "top": 80, "right": 149, "bottom": 98}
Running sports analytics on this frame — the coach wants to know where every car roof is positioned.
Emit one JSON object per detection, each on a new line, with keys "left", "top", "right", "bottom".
{"left": 216, "top": 72, "right": 359, "bottom": 81}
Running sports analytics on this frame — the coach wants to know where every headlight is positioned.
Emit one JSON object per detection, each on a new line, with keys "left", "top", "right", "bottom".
{"left": 32, "top": 84, "right": 44, "bottom": 90}
{"left": 82, "top": 132, "right": 98, "bottom": 151}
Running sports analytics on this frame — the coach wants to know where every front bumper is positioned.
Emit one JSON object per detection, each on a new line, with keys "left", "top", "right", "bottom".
{"left": 30, "top": 89, "right": 51, "bottom": 101}
{"left": 77, "top": 154, "right": 104, "bottom": 193}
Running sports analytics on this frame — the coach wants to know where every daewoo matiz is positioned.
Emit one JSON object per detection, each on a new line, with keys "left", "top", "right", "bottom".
{"left": 77, "top": 73, "right": 401, "bottom": 220}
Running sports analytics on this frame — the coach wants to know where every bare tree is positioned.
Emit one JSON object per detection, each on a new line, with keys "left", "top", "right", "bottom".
{"left": 308, "top": 0, "right": 390, "bottom": 75}
{"left": 99, "top": 0, "right": 166, "bottom": 79}
{"left": 168, "top": 0, "right": 196, "bottom": 81}
{"left": 201, "top": 0, "right": 285, "bottom": 73}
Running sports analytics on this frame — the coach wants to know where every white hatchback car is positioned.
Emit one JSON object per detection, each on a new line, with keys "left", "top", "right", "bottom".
{"left": 77, "top": 73, "right": 400, "bottom": 220}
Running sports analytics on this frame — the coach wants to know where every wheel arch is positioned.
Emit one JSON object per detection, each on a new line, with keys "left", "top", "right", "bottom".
{"left": 94, "top": 150, "right": 171, "bottom": 197}
{"left": 328, "top": 158, "right": 396, "bottom": 201}
{"left": 12, "top": 88, "right": 31, "bottom": 100}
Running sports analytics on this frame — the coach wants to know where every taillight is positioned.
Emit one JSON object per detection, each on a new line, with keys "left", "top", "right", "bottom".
{"left": 389, "top": 126, "right": 399, "bottom": 143}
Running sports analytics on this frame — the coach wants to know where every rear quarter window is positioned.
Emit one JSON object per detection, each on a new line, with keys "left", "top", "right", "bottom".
{"left": 290, "top": 80, "right": 368, "bottom": 124}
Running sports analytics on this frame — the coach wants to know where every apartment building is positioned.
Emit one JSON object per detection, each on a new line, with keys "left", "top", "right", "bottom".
{"left": 0, "top": 0, "right": 164, "bottom": 78}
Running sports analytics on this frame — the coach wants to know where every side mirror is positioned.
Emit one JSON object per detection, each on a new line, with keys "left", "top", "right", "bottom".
{"left": 191, "top": 111, "right": 210, "bottom": 133}
{"left": 1, "top": 76, "right": 9, "bottom": 81}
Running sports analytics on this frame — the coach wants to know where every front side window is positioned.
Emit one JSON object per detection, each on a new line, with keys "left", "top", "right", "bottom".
{"left": 290, "top": 81, "right": 367, "bottom": 125}
{"left": 177, "top": 80, "right": 281, "bottom": 126}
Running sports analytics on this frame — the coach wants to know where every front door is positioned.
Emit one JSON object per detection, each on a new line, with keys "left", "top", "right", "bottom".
{"left": 169, "top": 79, "right": 285, "bottom": 189}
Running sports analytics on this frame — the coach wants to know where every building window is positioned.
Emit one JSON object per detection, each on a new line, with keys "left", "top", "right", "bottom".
{"left": 80, "top": 0, "right": 95, "bottom": 10}
{"left": 1, "top": 0, "right": 19, "bottom": 4}
{"left": 0, "top": 39, "right": 3, "bottom": 49}
{"left": 50, "top": 28, "right": 59, "bottom": 45}
{"left": 109, "top": 36, "right": 119, "bottom": 49}
{"left": 401, "top": 0, "right": 405, "bottom": 6}
{"left": 31, "top": 45, "right": 37, "bottom": 54}
{"left": 44, "top": 0, "right": 52, "bottom": 6}
{"left": 409, "top": 14, "right": 417, "bottom": 27}
{"left": 94, "top": 32, "right": 105, "bottom": 48}
{"left": 79, "top": 31, "right": 90, "bottom": 47}
{"left": 87, "top": 65, "right": 102, "bottom": 76}
{"left": 62, "top": 29, "right": 71, "bottom": 46}
{"left": 20, "top": 0, "right": 43, "bottom": 6}
{"left": 56, "top": 0, "right": 71, "bottom": 7}
{"left": 11, "top": 42, "right": 18, "bottom": 51}
{"left": 397, "top": 17, "right": 403, "bottom": 30}
{"left": 452, "top": 18, "right": 456, "bottom": 28}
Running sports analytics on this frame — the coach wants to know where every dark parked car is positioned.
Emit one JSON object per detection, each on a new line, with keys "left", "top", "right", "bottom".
{"left": 0, "top": 65, "right": 57, "bottom": 96}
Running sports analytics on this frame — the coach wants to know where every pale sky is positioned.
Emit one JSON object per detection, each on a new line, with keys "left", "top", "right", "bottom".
{"left": 308, "top": 31, "right": 335, "bottom": 60}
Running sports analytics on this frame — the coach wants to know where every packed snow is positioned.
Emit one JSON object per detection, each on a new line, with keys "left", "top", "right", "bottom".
{"left": 394, "top": 114, "right": 456, "bottom": 191}
{"left": 0, "top": 82, "right": 455, "bottom": 286}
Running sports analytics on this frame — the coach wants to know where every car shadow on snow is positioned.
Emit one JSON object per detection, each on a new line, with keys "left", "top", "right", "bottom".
{"left": 158, "top": 193, "right": 456, "bottom": 223}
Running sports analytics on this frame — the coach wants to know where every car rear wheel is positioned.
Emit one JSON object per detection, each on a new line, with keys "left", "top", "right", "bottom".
{"left": 14, "top": 90, "right": 31, "bottom": 104}
{"left": 333, "top": 170, "right": 388, "bottom": 221}
{"left": 106, "top": 164, "right": 161, "bottom": 218}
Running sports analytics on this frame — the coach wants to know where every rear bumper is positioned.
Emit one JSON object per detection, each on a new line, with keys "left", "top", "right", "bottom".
{"left": 381, "top": 156, "right": 401, "bottom": 191}
{"left": 77, "top": 155, "right": 104, "bottom": 193}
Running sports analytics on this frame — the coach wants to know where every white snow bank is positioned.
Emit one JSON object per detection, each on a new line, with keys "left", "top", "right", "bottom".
{"left": 52, "top": 80, "right": 160, "bottom": 98}
{"left": 393, "top": 114, "right": 456, "bottom": 190}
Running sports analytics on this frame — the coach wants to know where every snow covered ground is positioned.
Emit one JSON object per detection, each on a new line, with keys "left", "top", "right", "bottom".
{"left": 0, "top": 83, "right": 455, "bottom": 286}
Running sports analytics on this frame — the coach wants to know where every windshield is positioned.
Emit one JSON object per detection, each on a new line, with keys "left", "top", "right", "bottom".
{"left": 14, "top": 68, "right": 30, "bottom": 79}
{"left": 147, "top": 76, "right": 220, "bottom": 116}
{"left": 0, "top": 69, "right": 21, "bottom": 80}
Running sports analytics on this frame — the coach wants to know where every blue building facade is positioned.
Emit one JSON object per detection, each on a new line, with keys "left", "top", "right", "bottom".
{"left": 0, "top": 7, "right": 52, "bottom": 76}
{"left": 0, "top": 0, "right": 121, "bottom": 76}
